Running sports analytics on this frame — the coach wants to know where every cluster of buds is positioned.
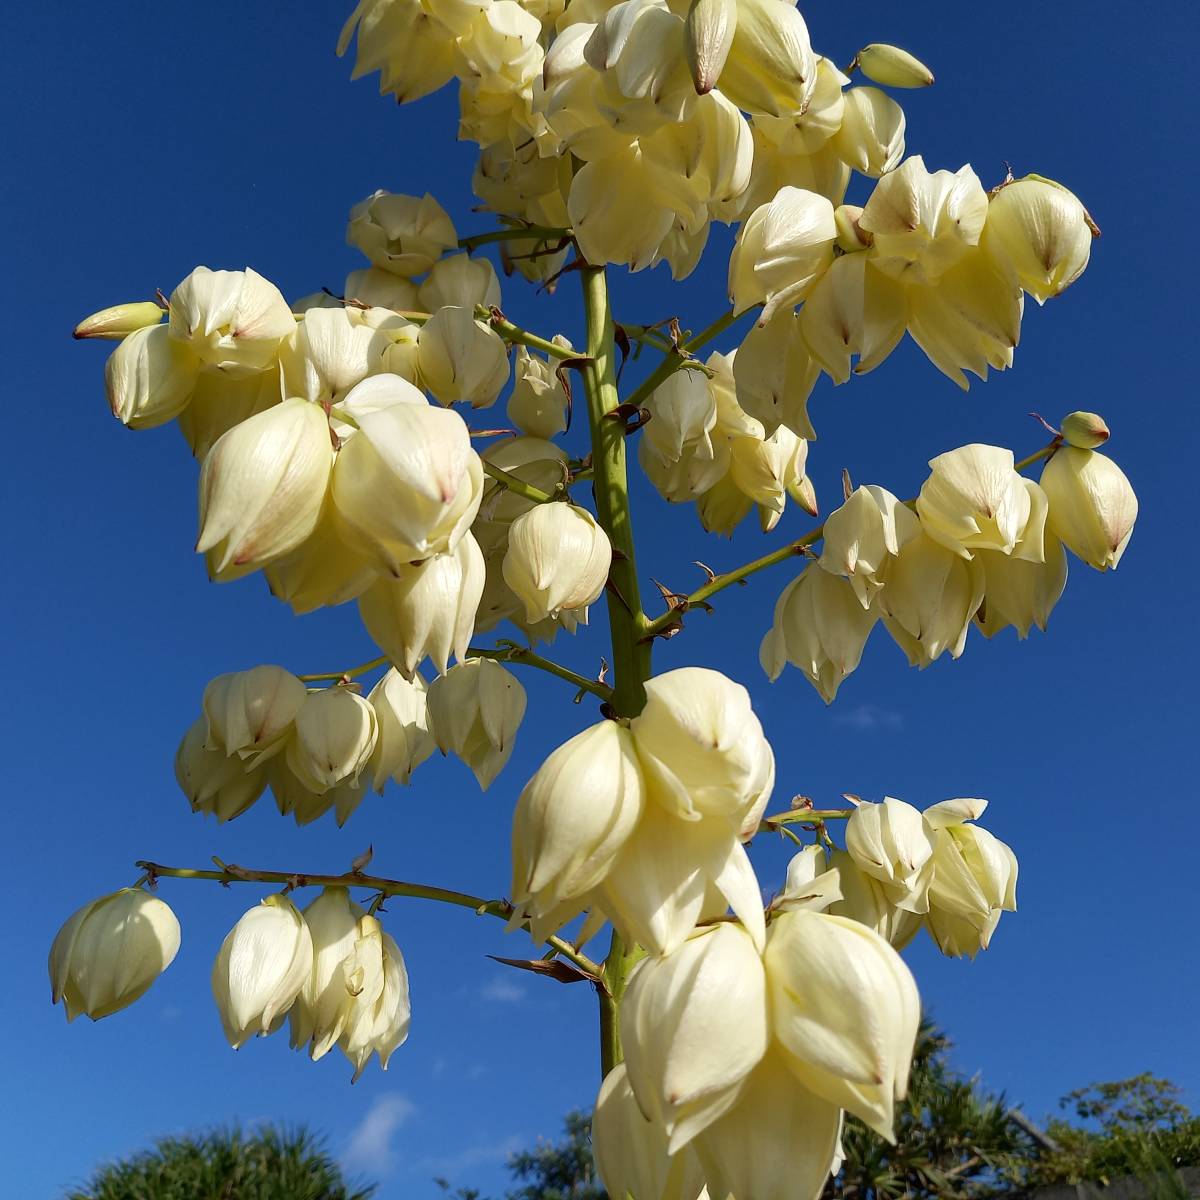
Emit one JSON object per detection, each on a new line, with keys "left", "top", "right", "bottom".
{"left": 640, "top": 352, "right": 818, "bottom": 535}
{"left": 763, "top": 428, "right": 1137, "bottom": 700}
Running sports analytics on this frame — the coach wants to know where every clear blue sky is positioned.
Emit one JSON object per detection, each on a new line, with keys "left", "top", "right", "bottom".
{"left": 4, "top": 3, "right": 1196, "bottom": 1196}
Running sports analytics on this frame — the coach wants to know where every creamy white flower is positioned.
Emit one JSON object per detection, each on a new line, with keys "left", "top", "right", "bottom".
{"left": 765, "top": 907, "right": 920, "bottom": 1137}
{"left": 732, "top": 310, "right": 819, "bottom": 439}
{"left": 263, "top": 502, "right": 379, "bottom": 615}
{"left": 291, "top": 887, "right": 366, "bottom": 1059}
{"left": 285, "top": 686, "right": 379, "bottom": 794}
{"left": 336, "top": 914, "right": 412, "bottom": 1081}
{"left": 507, "top": 343, "right": 572, "bottom": 439}
{"left": 728, "top": 422, "right": 811, "bottom": 532}
{"left": 168, "top": 266, "right": 295, "bottom": 374}
{"left": 177, "top": 369, "right": 281, "bottom": 460}
{"left": 50, "top": 890, "right": 181, "bottom": 1022}
{"left": 1041, "top": 446, "right": 1137, "bottom": 571}
{"left": 343, "top": 267, "right": 420, "bottom": 311}
{"left": 475, "top": 437, "right": 570, "bottom": 556}
{"left": 175, "top": 717, "right": 269, "bottom": 823}
{"left": 831, "top": 87, "right": 905, "bottom": 177}
{"left": 358, "top": 533, "right": 485, "bottom": 677}
{"left": 211, "top": 895, "right": 313, "bottom": 1049}
{"left": 417, "top": 305, "right": 511, "bottom": 408}
{"left": 975, "top": 537, "right": 1068, "bottom": 639}
{"left": 622, "top": 925, "right": 769, "bottom": 1152}
{"left": 367, "top": 668, "right": 435, "bottom": 790}
{"left": 511, "top": 721, "right": 645, "bottom": 941}
{"left": 820, "top": 485, "right": 921, "bottom": 606}
{"left": 426, "top": 658, "right": 526, "bottom": 789}
{"left": 270, "top": 761, "right": 369, "bottom": 827}
{"left": 712, "top": 0, "right": 817, "bottom": 118}
{"left": 105, "top": 324, "right": 199, "bottom": 429}
{"left": 823, "top": 850, "right": 923, "bottom": 949}
{"left": 503, "top": 503, "right": 612, "bottom": 623}
{"left": 418, "top": 253, "right": 502, "bottom": 312}
{"left": 751, "top": 57, "right": 847, "bottom": 156}
{"left": 197, "top": 398, "right": 333, "bottom": 577}
{"left": 771, "top": 846, "right": 844, "bottom": 915}
{"left": 202, "top": 665, "right": 306, "bottom": 765}
{"left": 346, "top": 190, "right": 458, "bottom": 276}
{"left": 844, "top": 797, "right": 935, "bottom": 913}
{"left": 338, "top": 0, "right": 460, "bottom": 104}
{"left": 280, "top": 307, "right": 390, "bottom": 405}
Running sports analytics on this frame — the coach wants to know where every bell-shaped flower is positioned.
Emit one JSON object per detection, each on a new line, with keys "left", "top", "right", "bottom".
{"left": 844, "top": 796, "right": 934, "bottom": 913}
{"left": 715, "top": 0, "right": 817, "bottom": 118}
{"left": 426, "top": 658, "right": 526, "bottom": 789}
{"left": 367, "top": 668, "right": 435, "bottom": 790}
{"left": 732, "top": 310, "right": 818, "bottom": 438}
{"left": 760, "top": 567, "right": 878, "bottom": 703}
{"left": 639, "top": 368, "right": 725, "bottom": 503}
{"left": 1041, "top": 446, "right": 1137, "bottom": 571}
{"left": 597, "top": 801, "right": 766, "bottom": 955}
{"left": 263, "top": 502, "right": 379, "bottom": 615}
{"left": 859, "top": 158, "right": 988, "bottom": 285}
{"left": 418, "top": 253, "right": 501, "bottom": 312}
{"left": 695, "top": 472, "right": 754, "bottom": 536}
{"left": 511, "top": 722, "right": 646, "bottom": 941}
{"left": 343, "top": 267, "right": 420, "bottom": 312}
{"left": 975, "top": 537, "right": 1068, "bottom": 639}
{"left": 983, "top": 176, "right": 1093, "bottom": 303}
{"left": 197, "top": 398, "right": 333, "bottom": 577}
{"left": 417, "top": 305, "right": 511, "bottom": 408}
{"left": 692, "top": 1049, "right": 843, "bottom": 1200}
{"left": 331, "top": 375, "right": 484, "bottom": 573}
{"left": 168, "top": 266, "right": 295, "bottom": 374}
{"left": 285, "top": 685, "right": 378, "bottom": 794}
{"left": 50, "top": 889, "right": 181, "bottom": 1022}
{"left": 728, "top": 186, "right": 836, "bottom": 319}
{"left": 336, "top": 914, "right": 412, "bottom": 1081}
{"left": 824, "top": 850, "right": 923, "bottom": 950}
{"left": 507, "top": 343, "right": 572, "bottom": 439}
{"left": 831, "top": 87, "right": 905, "bottom": 177}
{"left": 855, "top": 43, "right": 934, "bottom": 88}
{"left": 105, "top": 324, "right": 199, "bottom": 429}
{"left": 751, "top": 57, "right": 847, "bottom": 156}
{"left": 917, "top": 444, "right": 1045, "bottom": 560}
{"left": 924, "top": 798, "right": 1018, "bottom": 959}
{"left": 820, "top": 484, "right": 921, "bottom": 606}
{"left": 621, "top": 925, "right": 769, "bottom": 1152}
{"left": 291, "top": 887, "right": 367, "bottom": 1059}
{"left": 358, "top": 533, "right": 484, "bottom": 678}
{"left": 475, "top": 437, "right": 570, "bottom": 556}
{"left": 593, "top": 1064, "right": 706, "bottom": 1200}
{"left": 764, "top": 907, "right": 920, "bottom": 1138}
{"left": 728, "top": 422, "right": 812, "bottom": 532}
{"left": 879, "top": 532, "right": 984, "bottom": 665}
{"left": 175, "top": 717, "right": 269, "bottom": 823}
{"left": 346, "top": 190, "right": 457, "bottom": 277}
{"left": 630, "top": 666, "right": 773, "bottom": 825}
{"left": 337, "top": 0, "right": 460, "bottom": 105}
{"left": 177, "top": 369, "right": 280, "bottom": 460}
{"left": 211, "top": 895, "right": 313, "bottom": 1049}
{"left": 271, "top": 764, "right": 368, "bottom": 827}
{"left": 798, "top": 252, "right": 907, "bottom": 384}
{"left": 202, "top": 665, "right": 306, "bottom": 765}
{"left": 280, "top": 307, "right": 390, "bottom": 405}
{"left": 502, "top": 503, "right": 612, "bottom": 623}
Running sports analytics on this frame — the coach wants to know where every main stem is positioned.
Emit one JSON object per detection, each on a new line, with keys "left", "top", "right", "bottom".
{"left": 580, "top": 263, "right": 651, "bottom": 1076}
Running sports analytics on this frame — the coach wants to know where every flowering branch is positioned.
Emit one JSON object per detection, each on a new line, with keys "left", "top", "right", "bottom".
{"left": 466, "top": 643, "right": 613, "bottom": 702}
{"left": 458, "top": 225, "right": 572, "bottom": 253}
{"left": 623, "top": 308, "right": 746, "bottom": 412}
{"left": 481, "top": 460, "right": 562, "bottom": 504}
{"left": 297, "top": 655, "right": 390, "bottom": 684}
{"left": 135, "top": 859, "right": 604, "bottom": 978}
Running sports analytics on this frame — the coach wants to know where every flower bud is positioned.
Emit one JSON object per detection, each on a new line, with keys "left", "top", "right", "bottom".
{"left": 286, "top": 685, "right": 378, "bottom": 795}
{"left": 630, "top": 666, "right": 772, "bottom": 824}
{"left": 331, "top": 375, "right": 484, "bottom": 573}
{"left": 358, "top": 533, "right": 485, "bottom": 678}
{"left": 593, "top": 1064, "right": 706, "bottom": 1200}
{"left": 760, "top": 566, "right": 878, "bottom": 702}
{"left": 1060, "top": 410, "right": 1110, "bottom": 449}
{"left": 202, "top": 665, "right": 307, "bottom": 765}
{"left": 346, "top": 191, "right": 457, "bottom": 277}
{"left": 728, "top": 186, "right": 836, "bottom": 318}
{"left": 844, "top": 797, "right": 934, "bottom": 912}
{"left": 880, "top": 533, "right": 984, "bottom": 665}
{"left": 50, "top": 890, "right": 181, "bottom": 1022}
{"left": 820, "top": 484, "right": 920, "bottom": 606}
{"left": 343, "top": 267, "right": 420, "bottom": 312}
{"left": 175, "top": 717, "right": 269, "bottom": 822}
{"left": 104, "top": 324, "right": 199, "bottom": 429}
{"left": 854, "top": 43, "right": 934, "bottom": 88}
{"left": 732, "top": 310, "right": 819, "bottom": 439}
{"left": 824, "top": 850, "right": 923, "bottom": 949}
{"left": 291, "top": 887, "right": 366, "bottom": 1059}
{"left": 764, "top": 908, "right": 920, "bottom": 1137}
{"left": 426, "top": 658, "right": 526, "bottom": 789}
{"left": 830, "top": 87, "right": 905, "bottom": 178}
{"left": 983, "top": 176, "right": 1093, "bottom": 303}
{"left": 511, "top": 722, "right": 645, "bottom": 941}
{"left": 859, "top": 157, "right": 988, "bottom": 284}
{"left": 621, "top": 924, "right": 768, "bottom": 1152}
{"left": 367, "top": 668, "right": 435, "bottom": 790}
{"left": 507, "top": 343, "right": 572, "bottom": 439}
{"left": 336, "top": 914, "right": 412, "bottom": 1081}
{"left": 685, "top": 0, "right": 737, "bottom": 95}
{"left": 502, "top": 503, "right": 612, "bottom": 623}
{"left": 168, "top": 266, "right": 295, "bottom": 374}
{"left": 75, "top": 300, "right": 166, "bottom": 341}
{"left": 418, "top": 253, "right": 501, "bottom": 312}
{"left": 197, "top": 398, "right": 333, "bottom": 577}
{"left": 1040, "top": 446, "right": 1137, "bottom": 571}
{"left": 211, "top": 895, "right": 313, "bottom": 1048}
{"left": 416, "top": 305, "right": 510, "bottom": 409}
{"left": 834, "top": 203, "right": 872, "bottom": 253}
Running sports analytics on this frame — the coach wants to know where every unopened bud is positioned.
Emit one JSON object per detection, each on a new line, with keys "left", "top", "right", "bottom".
{"left": 1060, "top": 410, "right": 1109, "bottom": 449}
{"left": 834, "top": 205, "right": 871, "bottom": 254}
{"left": 686, "top": 0, "right": 737, "bottom": 94}
{"left": 73, "top": 301, "right": 164, "bottom": 340}
{"left": 854, "top": 43, "right": 934, "bottom": 88}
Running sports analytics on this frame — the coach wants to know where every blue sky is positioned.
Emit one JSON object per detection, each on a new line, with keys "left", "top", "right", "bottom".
{"left": 4, "top": 2, "right": 1197, "bottom": 1196}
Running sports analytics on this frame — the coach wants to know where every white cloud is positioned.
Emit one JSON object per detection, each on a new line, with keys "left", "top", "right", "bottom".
{"left": 480, "top": 976, "right": 526, "bottom": 1003}
{"left": 342, "top": 1094, "right": 417, "bottom": 1176}
{"left": 832, "top": 703, "right": 903, "bottom": 732}
{"left": 416, "top": 1134, "right": 525, "bottom": 1180}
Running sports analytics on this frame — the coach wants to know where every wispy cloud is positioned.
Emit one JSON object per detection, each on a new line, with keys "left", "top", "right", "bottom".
{"left": 480, "top": 976, "right": 527, "bottom": 1003}
{"left": 832, "top": 703, "right": 903, "bottom": 732}
{"left": 415, "top": 1134, "right": 525, "bottom": 1181}
{"left": 343, "top": 1094, "right": 417, "bottom": 1176}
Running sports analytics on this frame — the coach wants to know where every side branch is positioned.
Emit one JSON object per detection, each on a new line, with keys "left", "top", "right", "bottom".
{"left": 624, "top": 307, "right": 745, "bottom": 411}
{"left": 466, "top": 644, "right": 613, "bottom": 702}
{"left": 482, "top": 460, "right": 561, "bottom": 504}
{"left": 458, "top": 225, "right": 572, "bottom": 253}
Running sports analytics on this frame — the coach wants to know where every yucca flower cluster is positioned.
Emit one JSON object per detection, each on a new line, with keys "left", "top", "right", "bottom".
{"left": 54, "top": 2, "right": 1138, "bottom": 1195}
